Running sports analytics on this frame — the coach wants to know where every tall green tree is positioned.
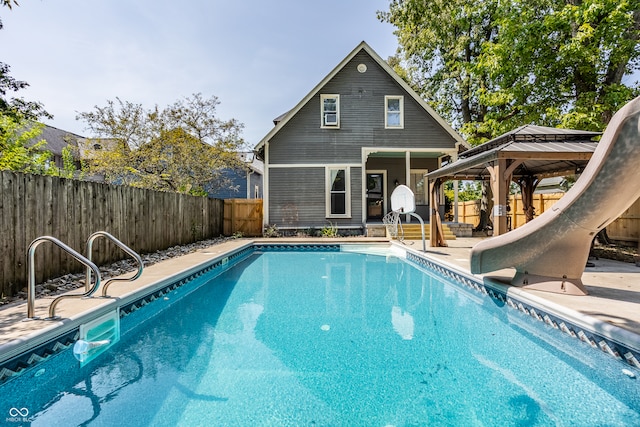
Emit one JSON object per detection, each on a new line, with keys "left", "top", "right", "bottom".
{"left": 481, "top": 0, "right": 640, "bottom": 131}
{"left": 380, "top": 0, "right": 640, "bottom": 140}
{"left": 77, "top": 93, "right": 247, "bottom": 195}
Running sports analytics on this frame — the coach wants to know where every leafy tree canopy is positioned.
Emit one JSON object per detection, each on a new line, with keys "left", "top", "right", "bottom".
{"left": 0, "top": 116, "right": 50, "bottom": 173}
{"left": 77, "top": 93, "right": 247, "bottom": 195}
{"left": 379, "top": 0, "right": 640, "bottom": 144}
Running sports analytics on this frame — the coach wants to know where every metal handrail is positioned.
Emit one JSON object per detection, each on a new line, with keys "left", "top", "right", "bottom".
{"left": 27, "top": 236, "right": 102, "bottom": 319}
{"left": 85, "top": 231, "right": 144, "bottom": 297}
{"left": 406, "top": 212, "right": 427, "bottom": 252}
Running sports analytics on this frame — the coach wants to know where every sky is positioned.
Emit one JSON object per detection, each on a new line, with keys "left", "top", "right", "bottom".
{"left": 1, "top": 0, "right": 399, "bottom": 147}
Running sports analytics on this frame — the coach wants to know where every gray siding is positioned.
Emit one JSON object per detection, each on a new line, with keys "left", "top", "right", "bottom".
{"left": 268, "top": 50, "right": 458, "bottom": 165}
{"left": 269, "top": 167, "right": 362, "bottom": 228}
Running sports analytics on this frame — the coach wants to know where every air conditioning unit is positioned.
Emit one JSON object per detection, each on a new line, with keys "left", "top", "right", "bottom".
{"left": 324, "top": 113, "right": 338, "bottom": 126}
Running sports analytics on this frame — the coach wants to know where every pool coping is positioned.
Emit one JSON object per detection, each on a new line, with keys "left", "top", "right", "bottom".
{"left": 1, "top": 239, "right": 639, "bottom": 385}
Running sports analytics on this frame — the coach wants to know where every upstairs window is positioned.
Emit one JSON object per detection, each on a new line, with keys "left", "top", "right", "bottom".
{"left": 385, "top": 95, "right": 404, "bottom": 128}
{"left": 321, "top": 94, "right": 340, "bottom": 128}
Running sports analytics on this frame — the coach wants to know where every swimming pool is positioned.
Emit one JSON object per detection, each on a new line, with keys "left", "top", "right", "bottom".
{"left": 1, "top": 245, "right": 639, "bottom": 425}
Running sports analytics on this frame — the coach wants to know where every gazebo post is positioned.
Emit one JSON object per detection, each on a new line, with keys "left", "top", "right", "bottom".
{"left": 487, "top": 159, "right": 509, "bottom": 236}
{"left": 518, "top": 175, "right": 540, "bottom": 223}
{"left": 429, "top": 178, "right": 447, "bottom": 247}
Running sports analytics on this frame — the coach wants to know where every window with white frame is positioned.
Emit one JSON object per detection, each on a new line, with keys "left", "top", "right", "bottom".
{"left": 326, "top": 167, "right": 350, "bottom": 217}
{"left": 410, "top": 169, "right": 428, "bottom": 205}
{"left": 321, "top": 94, "right": 340, "bottom": 128}
{"left": 385, "top": 96, "right": 404, "bottom": 128}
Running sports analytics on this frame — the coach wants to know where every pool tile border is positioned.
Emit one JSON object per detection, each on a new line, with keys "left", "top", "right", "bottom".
{"left": 406, "top": 251, "right": 640, "bottom": 370}
{"left": 0, "top": 328, "right": 78, "bottom": 384}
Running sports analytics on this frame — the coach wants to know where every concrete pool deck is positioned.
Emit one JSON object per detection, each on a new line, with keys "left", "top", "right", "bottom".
{"left": 0, "top": 236, "right": 639, "bottom": 363}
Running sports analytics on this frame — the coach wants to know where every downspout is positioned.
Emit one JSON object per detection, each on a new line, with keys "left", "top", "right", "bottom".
{"left": 263, "top": 144, "right": 269, "bottom": 225}
{"left": 405, "top": 151, "right": 411, "bottom": 222}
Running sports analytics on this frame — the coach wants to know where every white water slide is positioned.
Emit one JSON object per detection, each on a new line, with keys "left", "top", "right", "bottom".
{"left": 470, "top": 96, "right": 640, "bottom": 295}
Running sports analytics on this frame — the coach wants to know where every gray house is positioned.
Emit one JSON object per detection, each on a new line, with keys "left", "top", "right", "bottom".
{"left": 255, "top": 41, "right": 468, "bottom": 234}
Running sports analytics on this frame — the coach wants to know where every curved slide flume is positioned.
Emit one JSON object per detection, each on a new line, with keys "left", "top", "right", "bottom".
{"left": 470, "top": 96, "right": 640, "bottom": 295}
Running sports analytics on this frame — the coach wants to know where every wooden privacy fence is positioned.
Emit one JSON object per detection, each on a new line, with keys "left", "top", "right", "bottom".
{"left": 0, "top": 171, "right": 224, "bottom": 298}
{"left": 223, "top": 199, "right": 263, "bottom": 237}
{"left": 456, "top": 193, "right": 640, "bottom": 243}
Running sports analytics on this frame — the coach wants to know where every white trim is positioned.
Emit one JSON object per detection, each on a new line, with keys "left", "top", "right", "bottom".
{"left": 246, "top": 171, "right": 251, "bottom": 198}
{"left": 362, "top": 147, "right": 458, "bottom": 157}
{"left": 325, "top": 166, "right": 351, "bottom": 218}
{"left": 384, "top": 95, "right": 404, "bottom": 129}
{"left": 321, "top": 94, "right": 340, "bottom": 128}
{"left": 405, "top": 151, "right": 411, "bottom": 187}
{"left": 361, "top": 162, "right": 367, "bottom": 224}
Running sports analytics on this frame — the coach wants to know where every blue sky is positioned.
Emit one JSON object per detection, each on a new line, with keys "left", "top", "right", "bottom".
{"left": 1, "top": 0, "right": 398, "bottom": 147}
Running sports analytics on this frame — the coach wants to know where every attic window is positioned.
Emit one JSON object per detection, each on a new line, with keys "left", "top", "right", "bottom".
{"left": 385, "top": 96, "right": 404, "bottom": 129}
{"left": 321, "top": 94, "right": 340, "bottom": 128}
{"left": 93, "top": 143, "right": 102, "bottom": 150}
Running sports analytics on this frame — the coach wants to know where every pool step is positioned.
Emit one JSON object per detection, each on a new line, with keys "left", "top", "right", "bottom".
{"left": 391, "top": 223, "right": 457, "bottom": 240}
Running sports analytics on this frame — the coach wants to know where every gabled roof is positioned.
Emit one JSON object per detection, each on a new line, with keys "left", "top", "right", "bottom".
{"left": 255, "top": 41, "right": 468, "bottom": 152}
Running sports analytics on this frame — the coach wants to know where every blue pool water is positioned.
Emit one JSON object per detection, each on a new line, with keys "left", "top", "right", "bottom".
{"left": 2, "top": 248, "right": 639, "bottom": 426}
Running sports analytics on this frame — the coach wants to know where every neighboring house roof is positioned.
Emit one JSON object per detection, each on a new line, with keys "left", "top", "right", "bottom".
{"left": 27, "top": 124, "right": 85, "bottom": 157}
{"left": 535, "top": 176, "right": 566, "bottom": 194}
{"left": 255, "top": 41, "right": 469, "bottom": 153}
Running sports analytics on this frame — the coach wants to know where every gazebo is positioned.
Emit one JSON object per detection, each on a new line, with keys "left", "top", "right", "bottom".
{"left": 427, "top": 125, "right": 601, "bottom": 246}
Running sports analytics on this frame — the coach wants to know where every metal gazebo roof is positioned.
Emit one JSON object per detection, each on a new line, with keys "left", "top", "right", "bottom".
{"left": 428, "top": 125, "right": 601, "bottom": 181}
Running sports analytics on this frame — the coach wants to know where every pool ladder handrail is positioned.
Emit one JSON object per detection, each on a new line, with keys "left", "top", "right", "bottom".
{"left": 27, "top": 236, "right": 102, "bottom": 319}
{"left": 85, "top": 231, "right": 144, "bottom": 297}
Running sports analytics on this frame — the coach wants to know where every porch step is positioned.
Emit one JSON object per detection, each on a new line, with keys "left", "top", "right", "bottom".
{"left": 392, "top": 223, "right": 457, "bottom": 241}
